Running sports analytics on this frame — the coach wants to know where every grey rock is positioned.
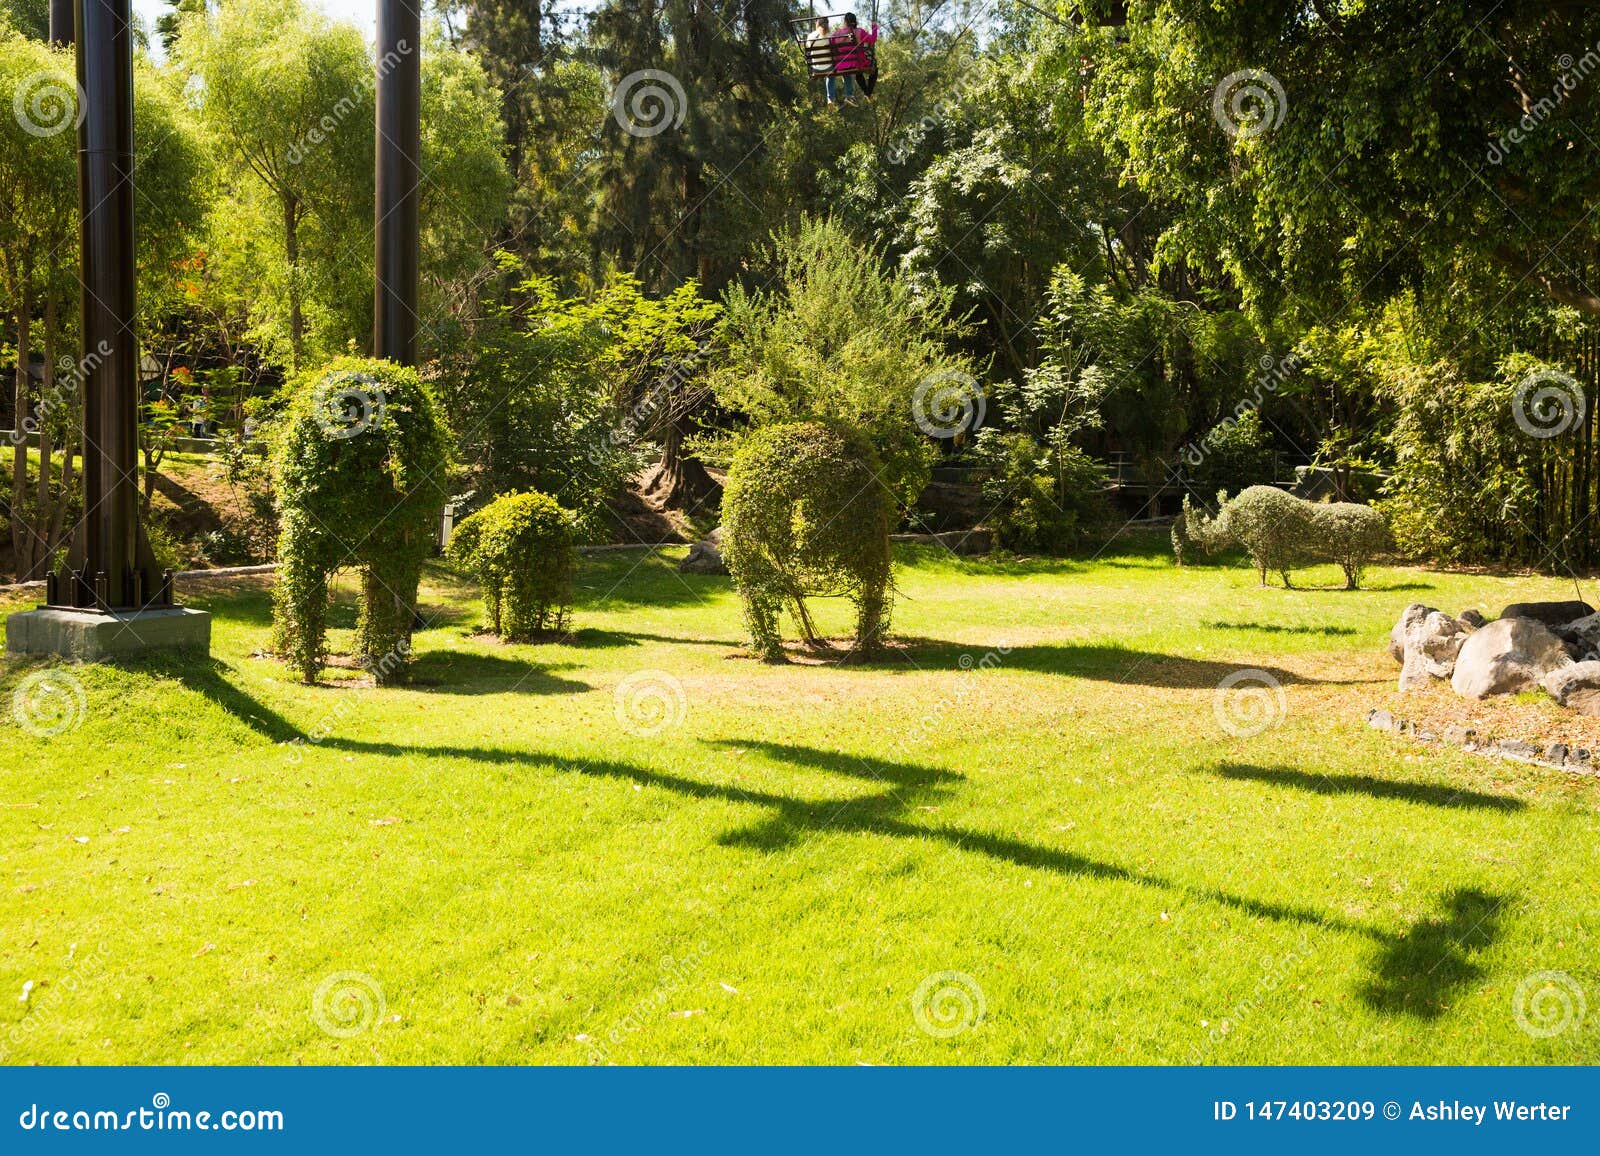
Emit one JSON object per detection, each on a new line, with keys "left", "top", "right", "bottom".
{"left": 1451, "top": 616, "right": 1573, "bottom": 699}
{"left": 1367, "top": 709, "right": 1394, "bottom": 732}
{"left": 1443, "top": 724, "right": 1477, "bottom": 745}
{"left": 1389, "top": 603, "right": 1437, "bottom": 663}
{"left": 1399, "top": 609, "right": 1469, "bottom": 690}
{"left": 1495, "top": 739, "right": 1541, "bottom": 760}
{"left": 679, "top": 537, "right": 727, "bottom": 575}
{"left": 1555, "top": 611, "right": 1600, "bottom": 661}
{"left": 1546, "top": 743, "right": 1569, "bottom": 765}
{"left": 1459, "top": 608, "right": 1487, "bottom": 629}
{"left": 1499, "top": 599, "right": 1595, "bottom": 627}
{"left": 1541, "top": 660, "right": 1600, "bottom": 715}
{"left": 1576, "top": 749, "right": 1593, "bottom": 764}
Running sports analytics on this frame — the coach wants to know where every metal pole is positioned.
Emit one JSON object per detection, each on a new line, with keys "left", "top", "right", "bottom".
{"left": 49, "top": 0, "right": 73, "bottom": 47}
{"left": 374, "top": 0, "right": 421, "bottom": 367}
{"left": 65, "top": 0, "right": 157, "bottom": 611}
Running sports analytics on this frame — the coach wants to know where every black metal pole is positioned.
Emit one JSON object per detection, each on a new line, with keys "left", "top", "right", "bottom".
{"left": 49, "top": 0, "right": 73, "bottom": 47}
{"left": 374, "top": 0, "right": 421, "bottom": 367}
{"left": 66, "top": 0, "right": 156, "bottom": 611}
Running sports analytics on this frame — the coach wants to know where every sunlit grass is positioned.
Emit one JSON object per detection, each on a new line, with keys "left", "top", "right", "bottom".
{"left": 1, "top": 535, "right": 1596, "bottom": 1064}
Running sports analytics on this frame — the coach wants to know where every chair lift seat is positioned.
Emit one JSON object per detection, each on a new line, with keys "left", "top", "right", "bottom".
{"left": 787, "top": 13, "right": 878, "bottom": 79}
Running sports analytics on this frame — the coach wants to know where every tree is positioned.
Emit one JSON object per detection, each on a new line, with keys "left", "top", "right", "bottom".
{"left": 0, "top": 32, "right": 74, "bottom": 574}
{"left": 711, "top": 216, "right": 976, "bottom": 511}
{"left": 1083, "top": 1, "right": 1600, "bottom": 322}
{"left": 897, "top": 56, "right": 1110, "bottom": 382}
{"left": 177, "top": 3, "right": 510, "bottom": 368}
{"left": 443, "top": 0, "right": 607, "bottom": 285}
{"left": 0, "top": 0, "right": 46, "bottom": 39}
{"left": 590, "top": 0, "right": 794, "bottom": 290}
{"left": 175, "top": 0, "right": 372, "bottom": 369}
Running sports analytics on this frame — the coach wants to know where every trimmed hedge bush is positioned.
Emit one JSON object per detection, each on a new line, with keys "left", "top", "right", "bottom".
{"left": 722, "top": 420, "right": 894, "bottom": 661}
{"left": 271, "top": 357, "right": 452, "bottom": 684}
{"left": 1176, "top": 485, "right": 1389, "bottom": 589}
{"left": 447, "top": 491, "right": 576, "bottom": 640}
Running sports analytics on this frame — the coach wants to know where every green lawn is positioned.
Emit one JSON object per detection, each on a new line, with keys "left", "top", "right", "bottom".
{"left": 1, "top": 536, "right": 1596, "bottom": 1065}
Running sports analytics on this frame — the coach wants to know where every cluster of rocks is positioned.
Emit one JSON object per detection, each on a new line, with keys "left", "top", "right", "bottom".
{"left": 1366, "top": 708, "right": 1597, "bottom": 775}
{"left": 1389, "top": 598, "right": 1600, "bottom": 713}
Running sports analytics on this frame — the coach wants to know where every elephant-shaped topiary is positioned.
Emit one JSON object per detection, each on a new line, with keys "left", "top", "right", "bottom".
{"left": 722, "top": 420, "right": 894, "bottom": 661}
{"left": 1175, "top": 485, "right": 1389, "bottom": 589}
{"left": 271, "top": 358, "right": 453, "bottom": 684}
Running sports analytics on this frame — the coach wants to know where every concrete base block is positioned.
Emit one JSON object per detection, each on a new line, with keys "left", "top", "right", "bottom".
{"left": 5, "top": 606, "right": 211, "bottom": 662}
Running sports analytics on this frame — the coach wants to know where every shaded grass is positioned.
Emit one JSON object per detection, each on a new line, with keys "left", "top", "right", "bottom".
{"left": 0, "top": 536, "right": 1595, "bottom": 1065}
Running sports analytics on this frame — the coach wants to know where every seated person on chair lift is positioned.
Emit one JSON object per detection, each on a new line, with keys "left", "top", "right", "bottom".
{"left": 828, "top": 12, "right": 879, "bottom": 103}
{"left": 806, "top": 18, "right": 838, "bottom": 95}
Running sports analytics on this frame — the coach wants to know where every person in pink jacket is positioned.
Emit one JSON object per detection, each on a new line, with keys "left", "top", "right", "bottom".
{"left": 828, "top": 13, "right": 879, "bottom": 103}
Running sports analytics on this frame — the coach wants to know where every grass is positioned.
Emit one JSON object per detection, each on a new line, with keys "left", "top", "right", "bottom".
{"left": 1, "top": 534, "right": 1596, "bottom": 1065}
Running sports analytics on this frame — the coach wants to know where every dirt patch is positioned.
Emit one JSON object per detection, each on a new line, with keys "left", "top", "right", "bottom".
{"left": 1374, "top": 661, "right": 1600, "bottom": 751}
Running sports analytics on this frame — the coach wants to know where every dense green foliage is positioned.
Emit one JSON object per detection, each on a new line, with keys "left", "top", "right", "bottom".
{"left": 722, "top": 422, "right": 894, "bottom": 661}
{"left": 8, "top": 0, "right": 1600, "bottom": 581}
{"left": 270, "top": 357, "right": 453, "bottom": 684}
{"left": 711, "top": 218, "right": 974, "bottom": 513}
{"left": 435, "top": 267, "right": 721, "bottom": 534}
{"left": 973, "top": 432, "right": 1109, "bottom": 555}
{"left": 1179, "top": 486, "right": 1390, "bottom": 590}
{"left": 446, "top": 490, "right": 576, "bottom": 640}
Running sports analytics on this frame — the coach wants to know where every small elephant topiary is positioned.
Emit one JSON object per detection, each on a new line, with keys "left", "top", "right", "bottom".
{"left": 447, "top": 490, "right": 576, "bottom": 640}
{"left": 722, "top": 420, "right": 894, "bottom": 661}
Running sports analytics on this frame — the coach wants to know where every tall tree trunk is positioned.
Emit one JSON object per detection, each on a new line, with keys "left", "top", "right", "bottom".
{"left": 284, "top": 194, "right": 305, "bottom": 367}
{"left": 642, "top": 414, "right": 720, "bottom": 512}
{"left": 31, "top": 292, "right": 56, "bottom": 578}
{"left": 11, "top": 290, "right": 33, "bottom": 573}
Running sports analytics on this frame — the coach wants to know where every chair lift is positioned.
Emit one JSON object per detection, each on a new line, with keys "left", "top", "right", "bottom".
{"left": 786, "top": 1, "right": 881, "bottom": 88}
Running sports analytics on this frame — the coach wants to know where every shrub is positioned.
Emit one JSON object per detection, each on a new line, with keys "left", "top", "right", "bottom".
{"left": 271, "top": 357, "right": 452, "bottom": 684}
{"left": 1375, "top": 351, "right": 1547, "bottom": 563}
{"left": 972, "top": 430, "right": 1110, "bottom": 554}
{"left": 1311, "top": 501, "right": 1392, "bottom": 590}
{"left": 1177, "top": 485, "right": 1388, "bottom": 589}
{"left": 722, "top": 421, "right": 894, "bottom": 661}
{"left": 447, "top": 491, "right": 576, "bottom": 640}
